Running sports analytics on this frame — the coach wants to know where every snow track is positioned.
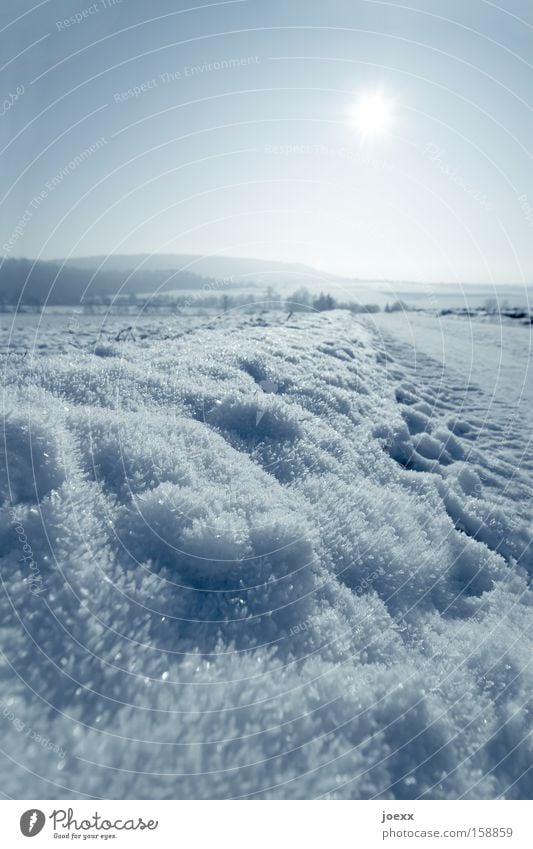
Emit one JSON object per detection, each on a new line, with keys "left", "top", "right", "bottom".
{"left": 373, "top": 317, "right": 532, "bottom": 575}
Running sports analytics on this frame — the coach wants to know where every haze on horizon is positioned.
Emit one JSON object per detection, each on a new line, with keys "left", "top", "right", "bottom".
{"left": 2, "top": 0, "right": 533, "bottom": 286}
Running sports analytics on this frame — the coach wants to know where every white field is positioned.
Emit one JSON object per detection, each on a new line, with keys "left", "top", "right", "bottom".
{"left": 0, "top": 307, "right": 532, "bottom": 799}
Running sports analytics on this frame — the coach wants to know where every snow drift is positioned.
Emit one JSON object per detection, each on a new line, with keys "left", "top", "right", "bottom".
{"left": 1, "top": 309, "right": 531, "bottom": 799}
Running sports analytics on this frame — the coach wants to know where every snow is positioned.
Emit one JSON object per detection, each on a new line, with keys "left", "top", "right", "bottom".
{"left": 371, "top": 311, "right": 533, "bottom": 410}
{"left": 1, "top": 308, "right": 532, "bottom": 799}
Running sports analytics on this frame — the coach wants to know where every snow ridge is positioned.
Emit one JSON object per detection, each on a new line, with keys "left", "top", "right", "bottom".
{"left": 1, "top": 310, "right": 531, "bottom": 799}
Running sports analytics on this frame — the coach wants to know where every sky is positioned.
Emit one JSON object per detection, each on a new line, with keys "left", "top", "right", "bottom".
{"left": 1, "top": 0, "right": 533, "bottom": 284}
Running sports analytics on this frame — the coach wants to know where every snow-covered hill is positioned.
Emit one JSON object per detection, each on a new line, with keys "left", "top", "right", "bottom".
{"left": 1, "top": 309, "right": 532, "bottom": 799}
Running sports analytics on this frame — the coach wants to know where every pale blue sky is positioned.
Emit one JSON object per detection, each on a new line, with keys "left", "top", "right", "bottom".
{"left": 1, "top": 0, "right": 533, "bottom": 283}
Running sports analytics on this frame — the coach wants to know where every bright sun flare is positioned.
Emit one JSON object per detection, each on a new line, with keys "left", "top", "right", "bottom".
{"left": 349, "top": 91, "right": 394, "bottom": 139}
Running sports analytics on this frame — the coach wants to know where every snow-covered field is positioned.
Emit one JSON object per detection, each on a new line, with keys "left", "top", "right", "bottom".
{"left": 1, "top": 308, "right": 532, "bottom": 799}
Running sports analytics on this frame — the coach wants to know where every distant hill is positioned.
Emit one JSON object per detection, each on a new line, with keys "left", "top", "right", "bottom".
{"left": 62, "top": 254, "right": 335, "bottom": 285}
{"left": 0, "top": 254, "right": 336, "bottom": 306}
{"left": 0, "top": 258, "right": 217, "bottom": 306}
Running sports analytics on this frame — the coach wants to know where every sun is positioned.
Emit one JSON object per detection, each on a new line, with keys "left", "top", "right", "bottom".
{"left": 349, "top": 90, "right": 394, "bottom": 140}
